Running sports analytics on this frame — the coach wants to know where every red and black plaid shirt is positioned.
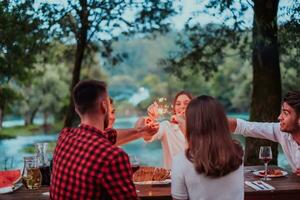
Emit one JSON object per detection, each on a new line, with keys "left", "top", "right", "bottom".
{"left": 50, "top": 124, "right": 137, "bottom": 200}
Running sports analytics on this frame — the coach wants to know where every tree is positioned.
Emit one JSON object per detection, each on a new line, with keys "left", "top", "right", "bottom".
{"left": 162, "top": 0, "right": 300, "bottom": 165}
{"left": 19, "top": 63, "right": 69, "bottom": 126}
{"left": 43, "top": 0, "right": 177, "bottom": 127}
{"left": 0, "top": 0, "right": 49, "bottom": 128}
{"left": 0, "top": 86, "right": 19, "bottom": 128}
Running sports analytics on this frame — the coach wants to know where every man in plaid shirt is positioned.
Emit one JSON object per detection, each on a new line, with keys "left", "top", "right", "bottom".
{"left": 50, "top": 80, "right": 151, "bottom": 200}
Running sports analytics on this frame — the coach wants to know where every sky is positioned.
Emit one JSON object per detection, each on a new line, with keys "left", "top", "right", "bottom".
{"left": 38, "top": 0, "right": 294, "bottom": 32}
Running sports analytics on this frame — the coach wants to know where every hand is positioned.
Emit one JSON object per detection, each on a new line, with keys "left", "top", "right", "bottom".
{"left": 296, "top": 168, "right": 300, "bottom": 176}
{"left": 170, "top": 113, "right": 185, "bottom": 124}
{"left": 135, "top": 117, "right": 159, "bottom": 141}
{"left": 147, "top": 102, "right": 159, "bottom": 120}
{"left": 171, "top": 114, "right": 186, "bottom": 135}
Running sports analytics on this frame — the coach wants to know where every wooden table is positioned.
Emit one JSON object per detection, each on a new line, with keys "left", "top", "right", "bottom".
{"left": 244, "top": 166, "right": 300, "bottom": 200}
{"left": 1, "top": 166, "right": 299, "bottom": 200}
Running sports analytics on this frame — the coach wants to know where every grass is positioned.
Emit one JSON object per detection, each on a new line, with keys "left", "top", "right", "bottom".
{"left": 0, "top": 121, "right": 63, "bottom": 139}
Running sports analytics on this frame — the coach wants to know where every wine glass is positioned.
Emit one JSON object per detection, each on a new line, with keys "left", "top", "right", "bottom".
{"left": 259, "top": 146, "right": 272, "bottom": 181}
{"left": 129, "top": 156, "right": 140, "bottom": 174}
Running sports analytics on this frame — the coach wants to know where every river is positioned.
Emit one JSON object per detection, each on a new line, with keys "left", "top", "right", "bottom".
{"left": 0, "top": 116, "right": 290, "bottom": 170}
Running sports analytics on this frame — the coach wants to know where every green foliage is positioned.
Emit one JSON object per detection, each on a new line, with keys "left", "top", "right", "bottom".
{"left": 0, "top": 86, "right": 20, "bottom": 111}
{"left": 0, "top": 0, "right": 49, "bottom": 84}
{"left": 0, "top": 0, "right": 50, "bottom": 127}
{"left": 102, "top": 30, "right": 298, "bottom": 114}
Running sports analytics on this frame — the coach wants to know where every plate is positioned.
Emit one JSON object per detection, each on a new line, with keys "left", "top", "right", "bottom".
{"left": 134, "top": 179, "right": 171, "bottom": 185}
{"left": 0, "top": 183, "right": 23, "bottom": 194}
{"left": 253, "top": 170, "right": 288, "bottom": 178}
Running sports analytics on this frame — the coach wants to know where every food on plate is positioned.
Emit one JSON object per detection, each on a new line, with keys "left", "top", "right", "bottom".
{"left": 258, "top": 169, "right": 283, "bottom": 176}
{"left": 133, "top": 166, "right": 170, "bottom": 182}
{"left": 0, "top": 169, "right": 21, "bottom": 188}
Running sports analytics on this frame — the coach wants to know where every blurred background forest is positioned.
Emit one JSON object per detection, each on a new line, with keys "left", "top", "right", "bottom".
{"left": 0, "top": 0, "right": 299, "bottom": 168}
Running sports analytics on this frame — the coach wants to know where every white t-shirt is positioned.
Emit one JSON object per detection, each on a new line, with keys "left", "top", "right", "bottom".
{"left": 146, "top": 120, "right": 186, "bottom": 169}
{"left": 234, "top": 119, "right": 300, "bottom": 172}
{"left": 172, "top": 152, "right": 244, "bottom": 200}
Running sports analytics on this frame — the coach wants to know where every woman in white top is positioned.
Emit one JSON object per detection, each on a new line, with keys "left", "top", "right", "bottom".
{"left": 144, "top": 91, "right": 193, "bottom": 169}
{"left": 172, "top": 95, "right": 244, "bottom": 200}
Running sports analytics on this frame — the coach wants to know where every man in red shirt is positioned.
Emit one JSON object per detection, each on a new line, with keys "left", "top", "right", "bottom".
{"left": 50, "top": 80, "right": 144, "bottom": 200}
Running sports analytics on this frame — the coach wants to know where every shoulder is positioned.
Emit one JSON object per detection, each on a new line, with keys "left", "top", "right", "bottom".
{"left": 58, "top": 127, "right": 76, "bottom": 140}
{"left": 173, "top": 152, "right": 189, "bottom": 167}
{"left": 105, "top": 145, "right": 129, "bottom": 164}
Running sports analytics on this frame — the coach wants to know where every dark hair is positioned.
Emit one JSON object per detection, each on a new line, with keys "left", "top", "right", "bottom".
{"left": 173, "top": 91, "right": 193, "bottom": 114}
{"left": 72, "top": 80, "right": 107, "bottom": 114}
{"left": 283, "top": 91, "right": 300, "bottom": 116}
{"left": 185, "top": 95, "right": 243, "bottom": 177}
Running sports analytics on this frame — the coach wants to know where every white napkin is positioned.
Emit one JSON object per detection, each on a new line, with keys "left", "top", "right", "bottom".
{"left": 245, "top": 181, "right": 263, "bottom": 191}
{"left": 245, "top": 181, "right": 275, "bottom": 191}
{"left": 254, "top": 181, "right": 275, "bottom": 190}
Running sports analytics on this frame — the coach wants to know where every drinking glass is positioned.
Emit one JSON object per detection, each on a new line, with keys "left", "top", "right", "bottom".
{"left": 259, "top": 146, "right": 272, "bottom": 181}
{"left": 35, "top": 142, "right": 51, "bottom": 186}
{"left": 129, "top": 156, "right": 140, "bottom": 174}
{"left": 22, "top": 156, "right": 42, "bottom": 190}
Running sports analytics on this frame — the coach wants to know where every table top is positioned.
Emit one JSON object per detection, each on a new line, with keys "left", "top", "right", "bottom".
{"left": 1, "top": 166, "right": 299, "bottom": 200}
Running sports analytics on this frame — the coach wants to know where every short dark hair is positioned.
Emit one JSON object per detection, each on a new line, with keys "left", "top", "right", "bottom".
{"left": 283, "top": 91, "right": 300, "bottom": 116}
{"left": 72, "top": 80, "right": 107, "bottom": 114}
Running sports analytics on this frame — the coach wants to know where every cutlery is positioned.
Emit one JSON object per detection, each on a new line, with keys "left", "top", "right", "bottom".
{"left": 256, "top": 181, "right": 275, "bottom": 190}
{"left": 245, "top": 181, "right": 264, "bottom": 191}
{"left": 251, "top": 181, "right": 268, "bottom": 190}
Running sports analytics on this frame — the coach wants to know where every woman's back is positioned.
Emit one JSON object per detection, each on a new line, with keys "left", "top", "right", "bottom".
{"left": 171, "top": 152, "right": 244, "bottom": 200}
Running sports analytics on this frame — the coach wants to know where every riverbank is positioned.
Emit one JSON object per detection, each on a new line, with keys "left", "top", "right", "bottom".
{"left": 0, "top": 122, "right": 63, "bottom": 139}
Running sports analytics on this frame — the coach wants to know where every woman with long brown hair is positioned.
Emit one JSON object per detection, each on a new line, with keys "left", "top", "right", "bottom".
{"left": 171, "top": 95, "right": 244, "bottom": 200}
{"left": 144, "top": 91, "right": 193, "bottom": 169}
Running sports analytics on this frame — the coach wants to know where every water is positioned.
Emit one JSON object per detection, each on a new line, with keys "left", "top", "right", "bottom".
{"left": 0, "top": 115, "right": 289, "bottom": 170}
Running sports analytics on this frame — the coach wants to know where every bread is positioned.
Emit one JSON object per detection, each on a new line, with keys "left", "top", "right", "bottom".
{"left": 133, "top": 166, "right": 170, "bottom": 182}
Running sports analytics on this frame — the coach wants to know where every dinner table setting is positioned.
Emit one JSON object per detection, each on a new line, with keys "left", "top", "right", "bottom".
{"left": 1, "top": 164, "right": 300, "bottom": 200}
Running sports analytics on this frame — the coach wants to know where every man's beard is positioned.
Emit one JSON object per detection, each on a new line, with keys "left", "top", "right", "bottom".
{"left": 285, "top": 119, "right": 300, "bottom": 134}
{"left": 104, "top": 112, "right": 109, "bottom": 129}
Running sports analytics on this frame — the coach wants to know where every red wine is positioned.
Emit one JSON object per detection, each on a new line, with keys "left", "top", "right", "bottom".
{"left": 131, "top": 165, "right": 140, "bottom": 173}
{"left": 39, "top": 166, "right": 51, "bottom": 186}
{"left": 261, "top": 158, "right": 271, "bottom": 163}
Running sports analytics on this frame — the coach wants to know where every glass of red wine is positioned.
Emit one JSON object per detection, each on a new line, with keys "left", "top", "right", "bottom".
{"left": 259, "top": 146, "right": 272, "bottom": 181}
{"left": 130, "top": 156, "right": 140, "bottom": 174}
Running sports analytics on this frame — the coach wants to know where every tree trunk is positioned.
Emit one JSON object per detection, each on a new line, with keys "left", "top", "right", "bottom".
{"left": 245, "top": 0, "right": 282, "bottom": 165}
{"left": 29, "top": 107, "right": 39, "bottom": 125}
{"left": 64, "top": 1, "right": 89, "bottom": 127}
{"left": 24, "top": 112, "right": 31, "bottom": 126}
{"left": 43, "top": 112, "right": 48, "bottom": 126}
{"left": 63, "top": 42, "right": 87, "bottom": 127}
{"left": 24, "top": 106, "right": 39, "bottom": 126}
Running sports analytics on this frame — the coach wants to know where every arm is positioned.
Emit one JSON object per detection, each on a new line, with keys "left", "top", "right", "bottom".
{"left": 143, "top": 120, "right": 168, "bottom": 142}
{"left": 102, "top": 152, "right": 137, "bottom": 200}
{"left": 115, "top": 128, "right": 142, "bottom": 146}
{"left": 115, "top": 117, "right": 159, "bottom": 146}
{"left": 228, "top": 118, "right": 237, "bottom": 133}
{"left": 232, "top": 118, "right": 281, "bottom": 142}
{"left": 172, "top": 115, "right": 186, "bottom": 135}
